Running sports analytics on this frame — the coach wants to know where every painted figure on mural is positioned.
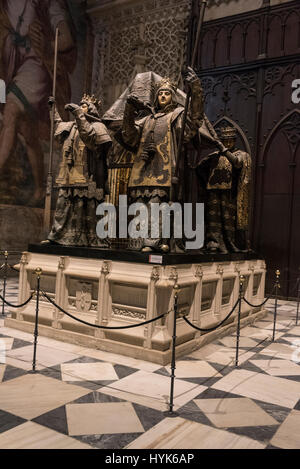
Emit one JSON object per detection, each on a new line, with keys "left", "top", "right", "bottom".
{"left": 120, "top": 67, "right": 204, "bottom": 253}
{"left": 0, "top": 0, "right": 76, "bottom": 205}
{"left": 44, "top": 94, "right": 112, "bottom": 247}
{"left": 198, "top": 126, "right": 252, "bottom": 254}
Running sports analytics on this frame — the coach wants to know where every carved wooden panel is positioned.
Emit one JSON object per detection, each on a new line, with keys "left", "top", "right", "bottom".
{"left": 195, "top": 1, "right": 299, "bottom": 69}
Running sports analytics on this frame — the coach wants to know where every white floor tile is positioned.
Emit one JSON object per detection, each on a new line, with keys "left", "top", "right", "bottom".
{"left": 126, "top": 417, "right": 266, "bottom": 449}
{"left": 66, "top": 402, "right": 144, "bottom": 436}
{"left": 0, "top": 422, "right": 92, "bottom": 449}
{"left": 271, "top": 410, "right": 300, "bottom": 449}
{"left": 212, "top": 369, "right": 300, "bottom": 408}
{"left": 61, "top": 362, "right": 119, "bottom": 382}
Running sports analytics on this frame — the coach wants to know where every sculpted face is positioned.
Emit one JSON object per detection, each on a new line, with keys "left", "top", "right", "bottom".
{"left": 157, "top": 89, "right": 172, "bottom": 109}
{"left": 81, "top": 103, "right": 89, "bottom": 114}
{"left": 222, "top": 137, "right": 236, "bottom": 151}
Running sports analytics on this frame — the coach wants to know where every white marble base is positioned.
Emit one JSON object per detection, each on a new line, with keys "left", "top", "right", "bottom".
{"left": 5, "top": 252, "right": 267, "bottom": 365}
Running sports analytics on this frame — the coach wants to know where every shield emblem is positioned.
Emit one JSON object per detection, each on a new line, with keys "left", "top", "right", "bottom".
{"left": 76, "top": 283, "right": 92, "bottom": 313}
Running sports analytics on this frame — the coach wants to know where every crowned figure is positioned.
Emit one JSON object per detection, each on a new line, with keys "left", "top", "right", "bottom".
{"left": 120, "top": 67, "right": 204, "bottom": 253}
{"left": 198, "top": 126, "right": 252, "bottom": 254}
{"left": 44, "top": 94, "right": 112, "bottom": 247}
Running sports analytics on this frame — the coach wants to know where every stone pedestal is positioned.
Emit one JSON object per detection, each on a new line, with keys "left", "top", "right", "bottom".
{"left": 5, "top": 245, "right": 267, "bottom": 365}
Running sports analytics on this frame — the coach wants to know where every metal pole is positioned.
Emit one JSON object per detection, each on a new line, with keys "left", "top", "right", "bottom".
{"left": 31, "top": 268, "right": 42, "bottom": 373}
{"left": 165, "top": 284, "right": 179, "bottom": 417}
{"left": 172, "top": 0, "right": 208, "bottom": 198}
{"left": 191, "top": 0, "right": 208, "bottom": 68}
{"left": 1, "top": 251, "right": 8, "bottom": 316}
{"left": 235, "top": 275, "right": 244, "bottom": 368}
{"left": 43, "top": 27, "right": 60, "bottom": 235}
{"left": 272, "top": 270, "right": 280, "bottom": 342}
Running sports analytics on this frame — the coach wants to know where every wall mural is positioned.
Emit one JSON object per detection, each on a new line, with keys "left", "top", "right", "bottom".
{"left": 0, "top": 0, "right": 87, "bottom": 209}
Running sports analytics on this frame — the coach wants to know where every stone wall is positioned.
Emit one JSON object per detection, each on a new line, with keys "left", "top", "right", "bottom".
{"left": 87, "top": 0, "right": 192, "bottom": 109}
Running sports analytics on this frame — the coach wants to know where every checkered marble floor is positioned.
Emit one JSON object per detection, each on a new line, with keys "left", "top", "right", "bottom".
{"left": 0, "top": 278, "right": 300, "bottom": 449}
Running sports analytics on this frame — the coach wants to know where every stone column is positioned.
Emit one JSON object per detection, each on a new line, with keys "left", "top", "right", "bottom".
{"left": 192, "top": 265, "right": 203, "bottom": 338}
{"left": 248, "top": 262, "right": 255, "bottom": 312}
{"left": 52, "top": 257, "right": 68, "bottom": 330}
{"left": 95, "top": 261, "right": 111, "bottom": 339}
{"left": 144, "top": 266, "right": 161, "bottom": 349}
{"left": 16, "top": 252, "right": 30, "bottom": 320}
{"left": 215, "top": 264, "right": 224, "bottom": 321}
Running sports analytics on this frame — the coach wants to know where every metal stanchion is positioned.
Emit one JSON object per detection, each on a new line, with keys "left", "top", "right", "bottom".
{"left": 235, "top": 275, "right": 244, "bottom": 368}
{"left": 1, "top": 251, "right": 8, "bottom": 316}
{"left": 272, "top": 270, "right": 281, "bottom": 342}
{"left": 30, "top": 268, "right": 42, "bottom": 373}
{"left": 296, "top": 277, "right": 300, "bottom": 326}
{"left": 164, "top": 284, "right": 179, "bottom": 417}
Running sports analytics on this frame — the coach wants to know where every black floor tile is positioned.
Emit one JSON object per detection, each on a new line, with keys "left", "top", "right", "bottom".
{"left": 176, "top": 400, "right": 213, "bottom": 427}
{"left": 293, "top": 399, "right": 300, "bottom": 411}
{"left": 0, "top": 410, "right": 27, "bottom": 434}
{"left": 251, "top": 399, "right": 291, "bottom": 424}
{"left": 32, "top": 405, "right": 68, "bottom": 435}
{"left": 72, "top": 391, "right": 125, "bottom": 404}
{"left": 241, "top": 361, "right": 269, "bottom": 375}
{"left": 193, "top": 388, "right": 243, "bottom": 400}
{"left": 154, "top": 367, "right": 170, "bottom": 377}
{"left": 113, "top": 364, "right": 139, "bottom": 380}
{"left": 73, "top": 432, "right": 143, "bottom": 449}
{"left": 180, "top": 376, "right": 221, "bottom": 387}
{"left": 132, "top": 403, "right": 165, "bottom": 432}
{"left": 67, "top": 380, "right": 116, "bottom": 390}
{"left": 226, "top": 425, "right": 280, "bottom": 444}
{"left": 11, "top": 339, "right": 33, "bottom": 350}
{"left": 38, "top": 365, "right": 62, "bottom": 381}
{"left": 64, "top": 356, "right": 105, "bottom": 364}
{"left": 2, "top": 365, "right": 27, "bottom": 382}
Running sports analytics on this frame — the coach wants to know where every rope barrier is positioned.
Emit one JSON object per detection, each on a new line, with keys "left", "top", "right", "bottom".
{"left": 183, "top": 299, "right": 240, "bottom": 333}
{"left": 243, "top": 296, "right": 272, "bottom": 308}
{"left": 242, "top": 285, "right": 276, "bottom": 309}
{"left": 41, "top": 291, "right": 169, "bottom": 330}
{"left": 0, "top": 292, "right": 35, "bottom": 309}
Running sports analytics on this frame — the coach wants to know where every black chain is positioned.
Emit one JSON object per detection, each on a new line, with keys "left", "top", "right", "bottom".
{"left": 243, "top": 284, "right": 277, "bottom": 309}
{"left": 183, "top": 299, "right": 240, "bottom": 333}
{"left": 0, "top": 292, "right": 34, "bottom": 308}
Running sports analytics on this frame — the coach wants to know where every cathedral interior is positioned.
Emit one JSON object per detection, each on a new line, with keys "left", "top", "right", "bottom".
{"left": 0, "top": 0, "right": 299, "bottom": 453}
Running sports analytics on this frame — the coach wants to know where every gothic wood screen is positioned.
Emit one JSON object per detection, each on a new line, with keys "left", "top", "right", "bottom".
{"left": 189, "top": 0, "right": 300, "bottom": 298}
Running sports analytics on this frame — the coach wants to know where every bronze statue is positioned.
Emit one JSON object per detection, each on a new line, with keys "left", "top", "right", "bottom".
{"left": 198, "top": 126, "right": 252, "bottom": 254}
{"left": 120, "top": 67, "right": 204, "bottom": 253}
{"left": 44, "top": 94, "right": 112, "bottom": 247}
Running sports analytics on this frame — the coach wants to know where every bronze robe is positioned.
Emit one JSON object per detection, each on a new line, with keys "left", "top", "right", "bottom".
{"left": 121, "top": 89, "right": 203, "bottom": 251}
{"left": 48, "top": 108, "right": 112, "bottom": 247}
{"left": 199, "top": 149, "right": 252, "bottom": 253}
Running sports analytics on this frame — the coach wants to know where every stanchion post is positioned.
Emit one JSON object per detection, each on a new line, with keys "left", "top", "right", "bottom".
{"left": 31, "top": 268, "right": 42, "bottom": 373}
{"left": 235, "top": 275, "right": 244, "bottom": 368}
{"left": 1, "top": 251, "right": 8, "bottom": 316}
{"left": 272, "top": 270, "right": 280, "bottom": 342}
{"left": 164, "top": 283, "right": 179, "bottom": 417}
{"left": 296, "top": 277, "right": 300, "bottom": 326}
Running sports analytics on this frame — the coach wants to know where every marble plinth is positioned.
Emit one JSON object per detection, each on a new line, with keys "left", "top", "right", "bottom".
{"left": 4, "top": 246, "right": 267, "bottom": 365}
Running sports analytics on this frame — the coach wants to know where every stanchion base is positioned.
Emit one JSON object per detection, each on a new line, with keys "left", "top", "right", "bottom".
{"left": 163, "top": 410, "right": 179, "bottom": 418}
{"left": 28, "top": 370, "right": 38, "bottom": 374}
